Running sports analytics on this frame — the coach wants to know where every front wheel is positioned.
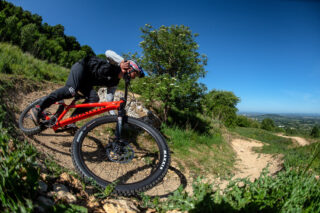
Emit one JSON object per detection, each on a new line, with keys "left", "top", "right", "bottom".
{"left": 71, "top": 116, "right": 170, "bottom": 196}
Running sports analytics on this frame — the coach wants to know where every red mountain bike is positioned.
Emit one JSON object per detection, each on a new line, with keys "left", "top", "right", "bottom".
{"left": 19, "top": 73, "right": 170, "bottom": 196}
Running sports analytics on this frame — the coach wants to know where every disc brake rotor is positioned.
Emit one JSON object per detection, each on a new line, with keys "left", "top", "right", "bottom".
{"left": 106, "top": 141, "right": 135, "bottom": 163}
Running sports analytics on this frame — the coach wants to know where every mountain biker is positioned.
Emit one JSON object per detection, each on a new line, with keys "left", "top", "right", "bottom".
{"left": 30, "top": 50, "right": 144, "bottom": 133}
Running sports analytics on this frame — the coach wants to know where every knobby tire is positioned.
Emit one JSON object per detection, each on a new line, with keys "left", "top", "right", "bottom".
{"left": 71, "top": 115, "right": 170, "bottom": 196}
{"left": 18, "top": 97, "right": 45, "bottom": 135}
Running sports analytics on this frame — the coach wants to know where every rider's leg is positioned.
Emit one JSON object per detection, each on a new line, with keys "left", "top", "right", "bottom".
{"left": 37, "top": 62, "right": 87, "bottom": 113}
{"left": 70, "top": 88, "right": 99, "bottom": 117}
{"left": 106, "top": 86, "right": 117, "bottom": 115}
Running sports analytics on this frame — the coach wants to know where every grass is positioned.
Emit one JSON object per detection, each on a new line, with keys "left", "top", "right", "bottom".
{"left": 2, "top": 41, "right": 320, "bottom": 212}
{"left": 142, "top": 168, "right": 320, "bottom": 212}
{"left": 0, "top": 42, "right": 68, "bottom": 83}
{"left": 162, "top": 124, "right": 235, "bottom": 177}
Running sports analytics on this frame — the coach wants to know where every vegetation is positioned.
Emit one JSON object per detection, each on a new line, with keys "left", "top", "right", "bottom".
{"left": 0, "top": 71, "right": 90, "bottom": 212}
{"left": 142, "top": 169, "right": 320, "bottom": 212}
{"left": 0, "top": 106, "right": 39, "bottom": 212}
{"left": 162, "top": 124, "right": 234, "bottom": 176}
{"left": 128, "top": 24, "right": 208, "bottom": 122}
{"left": 242, "top": 112, "right": 320, "bottom": 136}
{"left": 202, "top": 90, "right": 240, "bottom": 127}
{"left": 0, "top": 1, "right": 95, "bottom": 68}
{"left": 1, "top": 1, "right": 320, "bottom": 212}
{"left": 236, "top": 115, "right": 260, "bottom": 128}
{"left": 311, "top": 125, "right": 320, "bottom": 138}
{"left": 0, "top": 42, "right": 68, "bottom": 83}
{"left": 261, "top": 118, "right": 275, "bottom": 131}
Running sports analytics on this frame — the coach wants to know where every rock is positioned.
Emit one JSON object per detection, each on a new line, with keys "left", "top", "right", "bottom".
{"left": 98, "top": 88, "right": 161, "bottom": 128}
{"left": 40, "top": 173, "right": 47, "bottom": 181}
{"left": 38, "top": 180, "right": 48, "bottom": 192}
{"left": 37, "top": 195, "right": 54, "bottom": 207}
{"left": 102, "top": 199, "right": 139, "bottom": 213}
{"left": 60, "top": 172, "right": 71, "bottom": 182}
{"left": 59, "top": 172, "right": 82, "bottom": 189}
{"left": 87, "top": 195, "right": 100, "bottom": 209}
{"left": 52, "top": 184, "right": 77, "bottom": 203}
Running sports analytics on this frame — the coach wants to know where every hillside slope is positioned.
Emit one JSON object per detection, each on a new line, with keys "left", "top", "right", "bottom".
{"left": 2, "top": 42, "right": 319, "bottom": 212}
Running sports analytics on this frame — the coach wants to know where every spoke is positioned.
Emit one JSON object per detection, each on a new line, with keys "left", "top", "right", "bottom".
{"left": 79, "top": 121, "right": 162, "bottom": 185}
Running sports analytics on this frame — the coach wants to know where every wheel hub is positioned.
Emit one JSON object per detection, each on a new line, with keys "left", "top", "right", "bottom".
{"left": 106, "top": 140, "right": 134, "bottom": 163}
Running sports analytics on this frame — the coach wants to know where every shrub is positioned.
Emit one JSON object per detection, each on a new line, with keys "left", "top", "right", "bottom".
{"left": 310, "top": 126, "right": 320, "bottom": 138}
{"left": 142, "top": 169, "right": 320, "bottom": 212}
{"left": 261, "top": 118, "right": 275, "bottom": 131}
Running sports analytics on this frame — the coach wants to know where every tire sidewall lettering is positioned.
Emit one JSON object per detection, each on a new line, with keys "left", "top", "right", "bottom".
{"left": 160, "top": 150, "right": 167, "bottom": 170}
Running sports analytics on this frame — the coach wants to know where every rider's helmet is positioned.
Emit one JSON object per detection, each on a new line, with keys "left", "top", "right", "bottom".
{"left": 128, "top": 60, "right": 145, "bottom": 78}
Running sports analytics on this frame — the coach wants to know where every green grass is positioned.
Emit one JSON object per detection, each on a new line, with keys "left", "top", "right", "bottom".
{"left": 162, "top": 124, "right": 235, "bottom": 177}
{"left": 142, "top": 169, "right": 320, "bottom": 212}
{"left": 232, "top": 127, "right": 320, "bottom": 173}
{"left": 0, "top": 42, "right": 68, "bottom": 83}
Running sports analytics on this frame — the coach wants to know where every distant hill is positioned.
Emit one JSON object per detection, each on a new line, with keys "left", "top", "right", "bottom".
{"left": 238, "top": 112, "right": 320, "bottom": 132}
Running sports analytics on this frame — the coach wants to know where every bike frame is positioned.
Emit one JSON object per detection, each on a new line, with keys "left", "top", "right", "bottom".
{"left": 46, "top": 72, "right": 131, "bottom": 137}
{"left": 48, "top": 100, "right": 124, "bottom": 132}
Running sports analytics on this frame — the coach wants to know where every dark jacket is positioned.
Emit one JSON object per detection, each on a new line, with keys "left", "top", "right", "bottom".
{"left": 81, "top": 56, "right": 121, "bottom": 87}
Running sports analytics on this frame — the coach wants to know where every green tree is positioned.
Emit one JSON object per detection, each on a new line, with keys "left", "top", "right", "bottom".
{"left": 202, "top": 90, "right": 240, "bottom": 127}
{"left": 3, "top": 15, "right": 21, "bottom": 44}
{"left": 20, "top": 23, "right": 39, "bottom": 52}
{"left": 140, "top": 24, "right": 207, "bottom": 79}
{"left": 310, "top": 125, "right": 320, "bottom": 138}
{"left": 261, "top": 118, "right": 275, "bottom": 131}
{"left": 133, "top": 24, "right": 207, "bottom": 121}
{"left": 81, "top": 45, "right": 95, "bottom": 57}
{"left": 236, "top": 115, "right": 259, "bottom": 128}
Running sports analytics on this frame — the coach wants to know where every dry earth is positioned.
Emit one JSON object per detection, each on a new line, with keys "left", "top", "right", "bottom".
{"left": 277, "top": 133, "right": 310, "bottom": 146}
{"left": 16, "top": 87, "right": 298, "bottom": 212}
{"left": 230, "top": 139, "right": 282, "bottom": 180}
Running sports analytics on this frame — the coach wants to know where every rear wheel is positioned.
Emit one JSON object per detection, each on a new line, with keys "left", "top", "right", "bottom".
{"left": 19, "top": 97, "right": 63, "bottom": 135}
{"left": 71, "top": 116, "right": 170, "bottom": 196}
{"left": 19, "top": 98, "right": 44, "bottom": 135}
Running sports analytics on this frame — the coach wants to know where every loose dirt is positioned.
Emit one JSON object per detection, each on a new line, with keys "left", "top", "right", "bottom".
{"left": 277, "top": 133, "right": 310, "bottom": 146}
{"left": 231, "top": 138, "right": 282, "bottom": 181}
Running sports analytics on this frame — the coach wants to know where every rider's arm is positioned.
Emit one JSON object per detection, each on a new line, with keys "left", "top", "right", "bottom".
{"left": 105, "top": 50, "right": 124, "bottom": 65}
{"left": 105, "top": 50, "right": 130, "bottom": 74}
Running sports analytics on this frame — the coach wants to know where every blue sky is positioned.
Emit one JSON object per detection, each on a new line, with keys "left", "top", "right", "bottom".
{"left": 6, "top": 0, "right": 320, "bottom": 114}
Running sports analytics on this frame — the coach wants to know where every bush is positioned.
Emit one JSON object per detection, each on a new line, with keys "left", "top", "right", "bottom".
{"left": 261, "top": 118, "right": 275, "bottom": 131}
{"left": 0, "top": 104, "right": 39, "bottom": 212}
{"left": 236, "top": 115, "right": 260, "bottom": 128}
{"left": 310, "top": 126, "right": 320, "bottom": 138}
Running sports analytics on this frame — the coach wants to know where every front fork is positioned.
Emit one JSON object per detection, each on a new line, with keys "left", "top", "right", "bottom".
{"left": 115, "top": 99, "right": 127, "bottom": 141}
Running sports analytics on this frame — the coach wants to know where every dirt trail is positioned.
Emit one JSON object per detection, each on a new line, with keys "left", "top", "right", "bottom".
{"left": 277, "top": 133, "right": 310, "bottom": 146}
{"left": 16, "top": 88, "right": 284, "bottom": 198}
{"left": 231, "top": 138, "right": 282, "bottom": 181}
